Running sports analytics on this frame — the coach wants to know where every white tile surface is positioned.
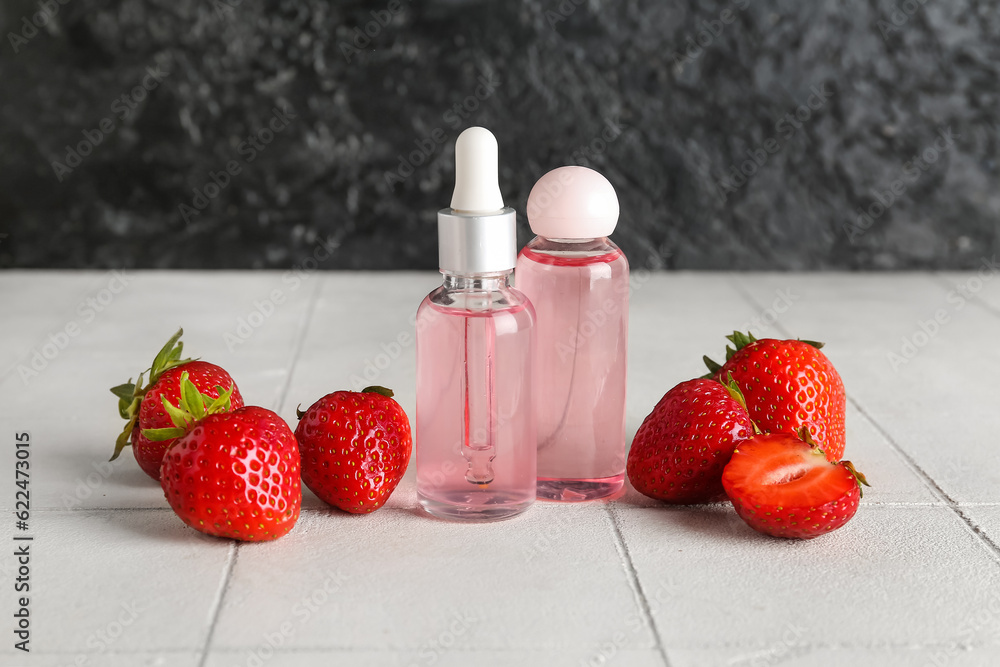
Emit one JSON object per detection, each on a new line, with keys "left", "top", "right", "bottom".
{"left": 614, "top": 505, "right": 1000, "bottom": 649}
{"left": 204, "top": 648, "right": 666, "bottom": 667}
{"left": 667, "top": 646, "right": 1000, "bottom": 667}
{"left": 733, "top": 273, "right": 1000, "bottom": 504}
{"left": 1, "top": 271, "right": 999, "bottom": 666}
{"left": 8, "top": 653, "right": 201, "bottom": 667}
{"left": 211, "top": 504, "right": 656, "bottom": 652}
{"left": 0, "top": 510, "right": 232, "bottom": 656}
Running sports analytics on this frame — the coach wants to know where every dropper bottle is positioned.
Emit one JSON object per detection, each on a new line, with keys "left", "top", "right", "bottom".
{"left": 415, "top": 127, "right": 537, "bottom": 522}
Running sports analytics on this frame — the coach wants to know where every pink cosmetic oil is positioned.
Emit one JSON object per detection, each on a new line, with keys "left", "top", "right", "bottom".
{"left": 415, "top": 127, "right": 537, "bottom": 521}
{"left": 416, "top": 277, "right": 536, "bottom": 520}
{"left": 516, "top": 167, "right": 629, "bottom": 502}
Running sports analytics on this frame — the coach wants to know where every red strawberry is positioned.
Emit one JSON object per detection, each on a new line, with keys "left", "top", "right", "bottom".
{"left": 295, "top": 386, "right": 412, "bottom": 514}
{"left": 721, "top": 431, "right": 869, "bottom": 539}
{"left": 627, "top": 378, "right": 756, "bottom": 504}
{"left": 111, "top": 329, "right": 243, "bottom": 480}
{"left": 151, "top": 376, "right": 301, "bottom": 541}
{"left": 704, "top": 332, "right": 846, "bottom": 461}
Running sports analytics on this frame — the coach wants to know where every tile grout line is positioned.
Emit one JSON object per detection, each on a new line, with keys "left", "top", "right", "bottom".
{"left": 197, "top": 274, "right": 322, "bottom": 667}
{"left": 273, "top": 273, "right": 324, "bottom": 414}
{"left": 603, "top": 504, "right": 673, "bottom": 667}
{"left": 848, "top": 396, "right": 1000, "bottom": 564}
{"left": 196, "top": 541, "right": 238, "bottom": 667}
{"left": 732, "top": 279, "right": 1000, "bottom": 565}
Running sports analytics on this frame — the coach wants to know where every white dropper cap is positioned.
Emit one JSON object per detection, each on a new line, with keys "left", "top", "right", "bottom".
{"left": 451, "top": 127, "right": 505, "bottom": 213}
{"left": 437, "top": 127, "right": 517, "bottom": 275}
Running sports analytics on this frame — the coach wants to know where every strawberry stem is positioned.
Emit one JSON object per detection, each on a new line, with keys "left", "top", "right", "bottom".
{"left": 703, "top": 330, "right": 758, "bottom": 376}
{"left": 109, "top": 328, "right": 194, "bottom": 461}
{"left": 141, "top": 372, "right": 235, "bottom": 442}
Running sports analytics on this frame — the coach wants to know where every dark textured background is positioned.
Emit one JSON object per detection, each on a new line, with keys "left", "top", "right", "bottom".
{"left": 0, "top": 0, "right": 997, "bottom": 271}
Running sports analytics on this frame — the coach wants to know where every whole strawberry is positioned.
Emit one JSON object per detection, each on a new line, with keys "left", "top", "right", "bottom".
{"left": 722, "top": 430, "right": 869, "bottom": 539}
{"left": 704, "top": 332, "right": 846, "bottom": 461}
{"left": 295, "top": 386, "right": 412, "bottom": 514}
{"left": 627, "top": 378, "right": 756, "bottom": 504}
{"left": 151, "top": 377, "right": 301, "bottom": 541}
{"left": 111, "top": 329, "right": 243, "bottom": 480}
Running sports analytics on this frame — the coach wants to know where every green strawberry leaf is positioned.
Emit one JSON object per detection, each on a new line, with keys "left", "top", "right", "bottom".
{"left": 153, "top": 372, "right": 237, "bottom": 439}
{"left": 181, "top": 374, "right": 206, "bottom": 420}
{"left": 205, "top": 384, "right": 235, "bottom": 413}
{"left": 110, "top": 415, "right": 138, "bottom": 461}
{"left": 799, "top": 339, "right": 825, "bottom": 349}
{"left": 722, "top": 373, "right": 762, "bottom": 435}
{"left": 161, "top": 394, "right": 193, "bottom": 429}
{"left": 110, "top": 382, "right": 136, "bottom": 401}
{"left": 150, "top": 329, "right": 185, "bottom": 379}
{"left": 142, "top": 427, "right": 188, "bottom": 442}
{"left": 841, "top": 460, "right": 871, "bottom": 498}
{"left": 361, "top": 386, "right": 394, "bottom": 398}
{"left": 110, "top": 329, "right": 196, "bottom": 459}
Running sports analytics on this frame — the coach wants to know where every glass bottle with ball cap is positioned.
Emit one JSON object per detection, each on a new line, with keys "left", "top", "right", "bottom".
{"left": 515, "top": 165, "right": 629, "bottom": 501}
{"left": 415, "top": 127, "right": 537, "bottom": 521}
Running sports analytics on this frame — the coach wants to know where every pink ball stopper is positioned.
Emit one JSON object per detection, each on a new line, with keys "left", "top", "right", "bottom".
{"left": 525, "top": 166, "right": 620, "bottom": 239}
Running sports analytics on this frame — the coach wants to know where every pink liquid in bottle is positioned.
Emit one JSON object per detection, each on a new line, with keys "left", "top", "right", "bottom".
{"left": 517, "top": 237, "right": 628, "bottom": 501}
{"left": 416, "top": 276, "right": 536, "bottom": 521}
{"left": 414, "top": 126, "right": 536, "bottom": 521}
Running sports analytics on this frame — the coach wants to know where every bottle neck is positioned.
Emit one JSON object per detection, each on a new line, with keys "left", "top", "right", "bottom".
{"left": 442, "top": 272, "right": 511, "bottom": 291}
{"left": 537, "top": 236, "right": 602, "bottom": 244}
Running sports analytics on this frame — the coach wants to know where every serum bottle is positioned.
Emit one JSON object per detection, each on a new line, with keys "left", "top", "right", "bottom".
{"left": 515, "top": 166, "right": 628, "bottom": 501}
{"left": 415, "top": 127, "right": 537, "bottom": 521}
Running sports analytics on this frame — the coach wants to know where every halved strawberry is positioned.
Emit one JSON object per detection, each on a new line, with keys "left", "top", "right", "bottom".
{"left": 721, "top": 431, "right": 869, "bottom": 539}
